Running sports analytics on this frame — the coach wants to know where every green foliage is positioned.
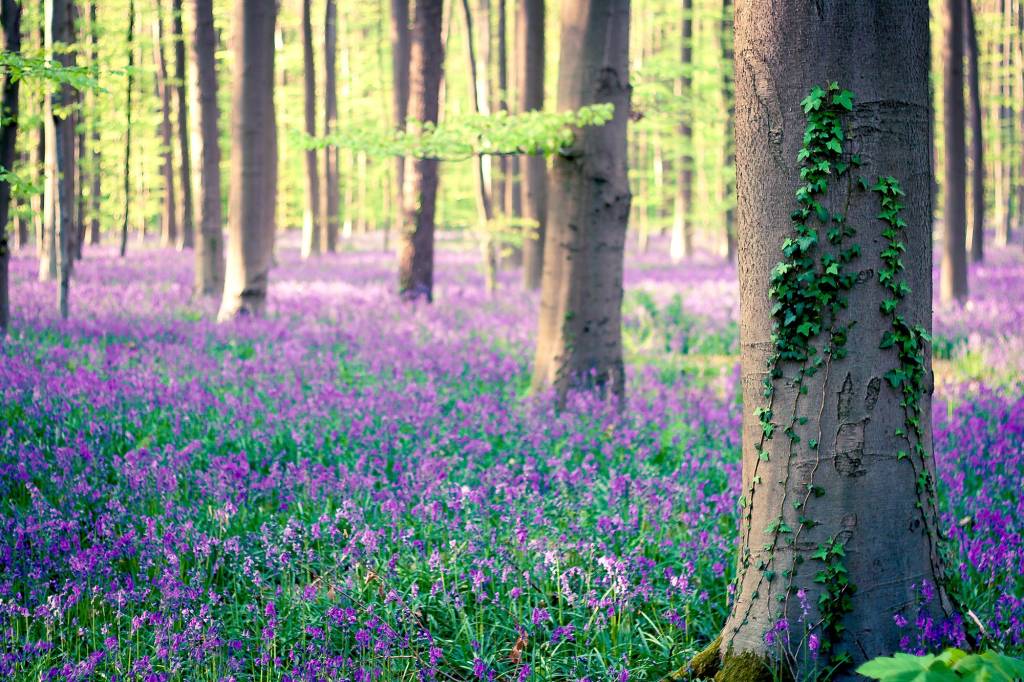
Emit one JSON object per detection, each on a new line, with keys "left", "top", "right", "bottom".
{"left": 857, "top": 649, "right": 1024, "bottom": 682}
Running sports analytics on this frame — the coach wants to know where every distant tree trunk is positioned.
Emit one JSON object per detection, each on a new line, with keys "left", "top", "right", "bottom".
{"left": 173, "top": 0, "right": 194, "bottom": 249}
{"left": 217, "top": 0, "right": 277, "bottom": 319}
{"left": 119, "top": 0, "right": 134, "bottom": 258}
{"left": 942, "top": 0, "right": 968, "bottom": 303}
{"left": 1001, "top": 0, "right": 1015, "bottom": 245}
{"left": 88, "top": 0, "right": 100, "bottom": 245}
{"left": 0, "top": 0, "right": 21, "bottom": 335}
{"left": 670, "top": 0, "right": 693, "bottom": 263}
{"left": 721, "top": 0, "right": 735, "bottom": 262}
{"left": 532, "top": 0, "right": 630, "bottom": 403}
{"left": 397, "top": 0, "right": 443, "bottom": 302}
{"left": 683, "top": 3, "right": 950, "bottom": 678}
{"left": 1016, "top": 0, "right": 1024, "bottom": 237}
{"left": 190, "top": 0, "right": 224, "bottom": 297}
{"left": 300, "top": 0, "right": 320, "bottom": 258}
{"left": 518, "top": 0, "right": 545, "bottom": 290}
{"left": 47, "top": 0, "right": 75, "bottom": 318}
{"left": 964, "top": 0, "right": 983, "bottom": 262}
{"left": 322, "top": 0, "right": 339, "bottom": 252}
{"left": 154, "top": 0, "right": 177, "bottom": 249}
{"left": 991, "top": 0, "right": 1007, "bottom": 246}
{"left": 390, "top": 0, "right": 411, "bottom": 251}
{"left": 74, "top": 107, "right": 84, "bottom": 259}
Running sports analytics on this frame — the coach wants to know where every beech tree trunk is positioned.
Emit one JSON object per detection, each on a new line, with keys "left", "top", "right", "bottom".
{"left": 1017, "top": 0, "right": 1024, "bottom": 237}
{"left": 397, "top": 0, "right": 443, "bottom": 302}
{"left": 964, "top": 0, "right": 983, "bottom": 262}
{"left": 322, "top": 0, "right": 339, "bottom": 252}
{"left": 670, "top": 0, "right": 693, "bottom": 263}
{"left": 532, "top": 0, "right": 630, "bottom": 403}
{"left": 390, "top": 0, "right": 410, "bottom": 251}
{"left": 218, "top": 0, "right": 277, "bottom": 319}
{"left": 155, "top": 0, "right": 177, "bottom": 249}
{"left": 0, "top": 0, "right": 20, "bottom": 335}
{"left": 46, "top": 0, "right": 75, "bottom": 318}
{"left": 119, "top": 0, "right": 134, "bottom": 258}
{"left": 942, "top": 0, "right": 968, "bottom": 303}
{"left": 721, "top": 0, "right": 736, "bottom": 262}
{"left": 300, "top": 0, "right": 320, "bottom": 258}
{"left": 172, "top": 0, "right": 194, "bottom": 249}
{"left": 518, "top": 0, "right": 545, "bottom": 290}
{"left": 88, "top": 0, "right": 100, "bottom": 245}
{"left": 705, "top": 2, "right": 949, "bottom": 678}
{"left": 189, "top": 0, "right": 223, "bottom": 297}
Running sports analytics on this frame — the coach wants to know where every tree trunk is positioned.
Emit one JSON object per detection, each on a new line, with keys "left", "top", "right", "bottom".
{"left": 397, "top": 0, "right": 443, "bottom": 302}
{"left": 119, "top": 0, "right": 134, "bottom": 258}
{"left": 154, "top": 0, "right": 177, "bottom": 249}
{"left": 721, "top": 0, "right": 736, "bottom": 262}
{"left": 1001, "top": 0, "right": 1015, "bottom": 245}
{"left": 173, "top": 0, "right": 194, "bottom": 249}
{"left": 1016, "top": 0, "right": 1024, "bottom": 237}
{"left": 322, "top": 0, "right": 339, "bottom": 252}
{"left": 88, "top": 0, "right": 100, "bottom": 246}
{"left": 670, "top": 0, "right": 693, "bottom": 263}
{"left": 532, "top": 0, "right": 630, "bottom": 403}
{"left": 190, "top": 0, "right": 223, "bottom": 297}
{"left": 390, "top": 0, "right": 410, "bottom": 251}
{"left": 701, "top": 3, "right": 949, "bottom": 678}
{"left": 217, "top": 0, "right": 277, "bottom": 319}
{"left": 518, "top": 0, "right": 545, "bottom": 290}
{"left": 300, "top": 0, "right": 320, "bottom": 258}
{"left": 0, "top": 0, "right": 20, "bottom": 335}
{"left": 47, "top": 0, "right": 75, "bottom": 319}
{"left": 964, "top": 0, "right": 983, "bottom": 262}
{"left": 942, "top": 0, "right": 968, "bottom": 303}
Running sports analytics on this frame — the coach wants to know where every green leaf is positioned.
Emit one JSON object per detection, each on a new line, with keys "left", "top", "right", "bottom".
{"left": 833, "top": 89, "right": 854, "bottom": 111}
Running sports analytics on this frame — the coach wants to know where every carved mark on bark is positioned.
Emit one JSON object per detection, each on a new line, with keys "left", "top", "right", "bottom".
{"left": 865, "top": 376, "right": 881, "bottom": 412}
{"left": 856, "top": 268, "right": 874, "bottom": 284}
{"left": 835, "top": 421, "right": 868, "bottom": 477}
{"left": 838, "top": 373, "right": 854, "bottom": 422}
{"left": 737, "top": 48, "right": 783, "bottom": 156}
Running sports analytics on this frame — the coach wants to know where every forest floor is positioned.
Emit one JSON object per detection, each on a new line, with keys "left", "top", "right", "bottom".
{"left": 1, "top": 237, "right": 1022, "bottom": 680}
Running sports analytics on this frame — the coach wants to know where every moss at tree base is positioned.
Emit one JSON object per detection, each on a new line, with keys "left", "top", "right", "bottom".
{"left": 660, "top": 636, "right": 774, "bottom": 682}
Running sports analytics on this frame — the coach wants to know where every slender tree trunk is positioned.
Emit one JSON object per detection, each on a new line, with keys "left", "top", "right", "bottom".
{"left": 391, "top": 0, "right": 410, "bottom": 251}
{"left": 217, "top": 0, "right": 277, "bottom": 319}
{"left": 47, "top": 0, "right": 75, "bottom": 319}
{"left": 190, "top": 0, "right": 223, "bottom": 297}
{"left": 119, "top": 0, "right": 134, "bottom": 258}
{"left": 340, "top": 43, "right": 354, "bottom": 240}
{"left": 1001, "top": 0, "right": 1015, "bottom": 244}
{"left": 88, "top": 0, "right": 100, "bottom": 245}
{"left": 322, "top": 0, "right": 339, "bottom": 252}
{"left": 0, "top": 0, "right": 21, "bottom": 335}
{"left": 300, "top": 0, "right": 320, "bottom": 258}
{"left": 532, "top": 0, "right": 630, "bottom": 403}
{"left": 172, "top": 0, "right": 194, "bottom": 249}
{"left": 694, "top": 3, "right": 949, "bottom": 678}
{"left": 965, "top": 0, "right": 983, "bottom": 262}
{"left": 992, "top": 0, "right": 1007, "bottom": 246}
{"left": 721, "top": 0, "right": 736, "bottom": 262}
{"left": 397, "top": 0, "right": 443, "bottom": 302}
{"left": 670, "top": 0, "right": 693, "bottom": 263}
{"left": 154, "top": 0, "right": 177, "bottom": 249}
{"left": 942, "top": 0, "right": 969, "bottom": 302}
{"left": 518, "top": 0, "right": 545, "bottom": 290}
{"left": 1016, "top": 0, "right": 1024, "bottom": 237}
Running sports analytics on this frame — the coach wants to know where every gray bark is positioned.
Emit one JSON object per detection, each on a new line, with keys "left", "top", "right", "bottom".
{"left": 0, "top": 0, "right": 20, "bottom": 335}
{"left": 322, "top": 0, "right": 339, "bottom": 252}
{"left": 941, "top": 0, "right": 968, "bottom": 302}
{"left": 722, "top": 0, "right": 736, "bottom": 262}
{"left": 390, "top": 0, "right": 410, "bottom": 251}
{"left": 532, "top": 0, "right": 631, "bottom": 403}
{"left": 300, "top": 0, "right": 320, "bottom": 258}
{"left": 173, "top": 0, "right": 194, "bottom": 249}
{"left": 119, "top": 0, "right": 134, "bottom": 258}
{"left": 964, "top": 0, "right": 983, "bottom": 262}
{"left": 46, "top": 0, "right": 75, "bottom": 318}
{"left": 670, "top": 0, "right": 693, "bottom": 263}
{"left": 518, "top": 0, "right": 545, "bottom": 290}
{"left": 88, "top": 0, "right": 100, "bottom": 246}
{"left": 155, "top": 0, "right": 178, "bottom": 249}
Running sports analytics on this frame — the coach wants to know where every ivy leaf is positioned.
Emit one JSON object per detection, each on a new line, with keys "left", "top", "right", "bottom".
{"left": 833, "top": 89, "right": 854, "bottom": 111}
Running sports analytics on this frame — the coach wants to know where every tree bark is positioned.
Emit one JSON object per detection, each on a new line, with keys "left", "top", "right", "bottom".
{"left": 1016, "top": 0, "right": 1024, "bottom": 238}
{"left": 670, "top": 0, "right": 693, "bottom": 263}
{"left": 217, "top": 0, "right": 277, "bottom": 319}
{"left": 189, "top": 0, "right": 223, "bottom": 297}
{"left": 172, "top": 0, "right": 194, "bottom": 249}
{"left": 709, "top": 2, "right": 949, "bottom": 677}
{"left": 390, "top": 0, "right": 410, "bottom": 251}
{"left": 0, "top": 0, "right": 20, "bottom": 335}
{"left": 46, "top": 0, "right": 75, "bottom": 318}
{"left": 532, "top": 0, "right": 630, "bottom": 403}
{"left": 721, "top": 0, "right": 736, "bottom": 262}
{"left": 154, "top": 0, "right": 177, "bottom": 249}
{"left": 88, "top": 0, "right": 100, "bottom": 246}
{"left": 119, "top": 0, "right": 134, "bottom": 258}
{"left": 518, "top": 0, "right": 545, "bottom": 290}
{"left": 300, "top": 0, "right": 320, "bottom": 258}
{"left": 322, "top": 0, "right": 339, "bottom": 252}
{"left": 964, "top": 0, "right": 983, "bottom": 262}
{"left": 942, "top": 0, "right": 968, "bottom": 303}
{"left": 397, "top": 0, "right": 443, "bottom": 302}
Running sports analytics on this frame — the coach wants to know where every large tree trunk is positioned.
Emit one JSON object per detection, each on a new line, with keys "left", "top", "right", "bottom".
{"left": 701, "top": 2, "right": 949, "bottom": 678}
{"left": 190, "top": 0, "right": 223, "bottom": 297}
{"left": 173, "top": 0, "right": 194, "bottom": 249}
{"left": 47, "top": 0, "right": 75, "bottom": 319}
{"left": 322, "top": 0, "right": 339, "bottom": 252}
{"left": 300, "top": 0, "right": 320, "bottom": 258}
{"left": 721, "top": 0, "right": 735, "bottom": 262}
{"left": 941, "top": 0, "right": 968, "bottom": 303}
{"left": 669, "top": 0, "right": 693, "bottom": 263}
{"left": 0, "top": 0, "right": 20, "bottom": 335}
{"left": 217, "top": 0, "right": 277, "bottom": 319}
{"left": 390, "top": 0, "right": 410, "bottom": 252}
{"left": 518, "top": 0, "right": 545, "bottom": 290}
{"left": 532, "top": 0, "right": 630, "bottom": 403}
{"left": 397, "top": 0, "right": 443, "bottom": 302}
{"left": 119, "top": 0, "right": 134, "bottom": 258}
{"left": 964, "top": 0, "right": 983, "bottom": 262}
{"left": 154, "top": 0, "right": 177, "bottom": 249}
{"left": 88, "top": 0, "right": 100, "bottom": 246}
